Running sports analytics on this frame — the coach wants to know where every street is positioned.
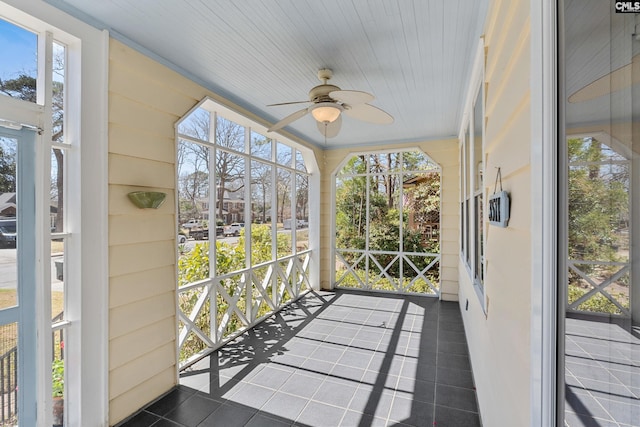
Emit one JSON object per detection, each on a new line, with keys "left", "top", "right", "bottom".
{"left": 0, "top": 247, "right": 64, "bottom": 291}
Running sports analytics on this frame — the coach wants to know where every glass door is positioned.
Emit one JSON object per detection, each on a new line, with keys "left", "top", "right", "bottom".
{"left": 0, "top": 126, "right": 37, "bottom": 426}
{"left": 561, "top": 2, "right": 640, "bottom": 425}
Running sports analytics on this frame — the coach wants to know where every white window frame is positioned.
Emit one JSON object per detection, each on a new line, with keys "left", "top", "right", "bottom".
{"left": 0, "top": 1, "right": 108, "bottom": 425}
{"left": 530, "top": 0, "right": 557, "bottom": 425}
{"left": 175, "top": 97, "right": 320, "bottom": 367}
{"left": 459, "top": 38, "right": 486, "bottom": 309}
{"left": 330, "top": 148, "right": 442, "bottom": 296}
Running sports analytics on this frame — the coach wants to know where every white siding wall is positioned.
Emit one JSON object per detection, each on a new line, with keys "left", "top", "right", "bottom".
{"left": 458, "top": 1, "right": 532, "bottom": 426}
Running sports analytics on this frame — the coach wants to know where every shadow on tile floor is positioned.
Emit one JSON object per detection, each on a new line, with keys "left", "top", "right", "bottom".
{"left": 117, "top": 290, "right": 480, "bottom": 427}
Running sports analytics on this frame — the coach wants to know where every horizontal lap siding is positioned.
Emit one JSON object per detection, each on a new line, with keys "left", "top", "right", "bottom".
{"left": 108, "top": 39, "right": 205, "bottom": 424}
{"left": 458, "top": 1, "right": 532, "bottom": 426}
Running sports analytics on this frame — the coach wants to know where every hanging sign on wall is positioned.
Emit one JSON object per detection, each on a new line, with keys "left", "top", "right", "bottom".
{"left": 488, "top": 168, "right": 510, "bottom": 227}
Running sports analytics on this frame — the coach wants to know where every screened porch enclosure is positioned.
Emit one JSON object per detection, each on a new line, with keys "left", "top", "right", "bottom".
{"left": 176, "top": 99, "right": 317, "bottom": 367}
{"left": 333, "top": 151, "right": 442, "bottom": 297}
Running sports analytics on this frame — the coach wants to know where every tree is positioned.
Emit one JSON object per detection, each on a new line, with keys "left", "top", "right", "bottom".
{"left": 567, "top": 137, "right": 628, "bottom": 262}
{"left": 0, "top": 74, "right": 65, "bottom": 230}
{"left": 215, "top": 117, "right": 245, "bottom": 222}
{"left": 0, "top": 142, "right": 16, "bottom": 193}
{"left": 179, "top": 170, "right": 209, "bottom": 219}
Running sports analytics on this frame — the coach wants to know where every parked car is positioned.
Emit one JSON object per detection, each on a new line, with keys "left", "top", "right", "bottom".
{"left": 283, "top": 219, "right": 308, "bottom": 229}
{"left": 0, "top": 218, "right": 17, "bottom": 248}
{"left": 190, "top": 228, "right": 209, "bottom": 240}
{"left": 223, "top": 223, "right": 244, "bottom": 236}
{"left": 178, "top": 233, "right": 187, "bottom": 244}
{"left": 181, "top": 219, "right": 204, "bottom": 229}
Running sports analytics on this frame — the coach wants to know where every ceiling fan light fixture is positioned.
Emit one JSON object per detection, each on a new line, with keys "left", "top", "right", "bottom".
{"left": 310, "top": 102, "right": 343, "bottom": 123}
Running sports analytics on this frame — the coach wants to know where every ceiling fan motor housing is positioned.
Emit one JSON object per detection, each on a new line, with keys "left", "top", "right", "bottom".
{"left": 308, "top": 84, "right": 341, "bottom": 103}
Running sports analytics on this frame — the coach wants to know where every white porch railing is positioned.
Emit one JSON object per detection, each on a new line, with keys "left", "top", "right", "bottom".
{"left": 567, "top": 258, "right": 630, "bottom": 316}
{"left": 178, "top": 250, "right": 312, "bottom": 368}
{"left": 335, "top": 249, "right": 440, "bottom": 296}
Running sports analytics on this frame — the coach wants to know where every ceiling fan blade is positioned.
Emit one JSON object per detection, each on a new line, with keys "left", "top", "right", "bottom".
{"left": 329, "top": 90, "right": 374, "bottom": 105}
{"left": 344, "top": 103, "right": 394, "bottom": 124}
{"left": 569, "top": 54, "right": 640, "bottom": 103}
{"left": 267, "top": 100, "right": 310, "bottom": 107}
{"left": 267, "top": 108, "right": 309, "bottom": 132}
{"left": 316, "top": 114, "right": 342, "bottom": 138}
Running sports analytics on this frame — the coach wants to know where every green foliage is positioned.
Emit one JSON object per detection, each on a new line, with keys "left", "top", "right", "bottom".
{"left": 178, "top": 224, "right": 297, "bottom": 361}
{"left": 52, "top": 359, "right": 64, "bottom": 398}
{"left": 568, "top": 285, "right": 627, "bottom": 315}
{"left": 566, "top": 138, "right": 630, "bottom": 315}
{"left": 0, "top": 144, "right": 16, "bottom": 193}
{"left": 0, "top": 74, "right": 37, "bottom": 101}
{"left": 567, "top": 138, "right": 628, "bottom": 263}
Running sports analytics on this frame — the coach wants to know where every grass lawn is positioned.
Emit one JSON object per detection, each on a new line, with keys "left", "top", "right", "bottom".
{"left": 51, "top": 240, "right": 64, "bottom": 254}
{"left": 0, "top": 289, "right": 65, "bottom": 352}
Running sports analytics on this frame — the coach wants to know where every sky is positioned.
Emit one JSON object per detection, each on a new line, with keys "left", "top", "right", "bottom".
{"left": 0, "top": 18, "right": 37, "bottom": 81}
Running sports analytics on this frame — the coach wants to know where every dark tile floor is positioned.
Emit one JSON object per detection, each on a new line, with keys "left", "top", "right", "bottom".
{"left": 564, "top": 314, "right": 640, "bottom": 427}
{"left": 118, "top": 290, "right": 480, "bottom": 427}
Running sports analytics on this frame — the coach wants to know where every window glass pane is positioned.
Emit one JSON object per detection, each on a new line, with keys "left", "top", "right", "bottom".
{"left": 374, "top": 173, "right": 400, "bottom": 252}
{"left": 338, "top": 154, "right": 367, "bottom": 176}
{"left": 0, "top": 323, "right": 18, "bottom": 423}
{"left": 0, "top": 137, "right": 17, "bottom": 310}
{"left": 216, "top": 115, "right": 245, "bottom": 153}
{"left": 295, "top": 174, "right": 309, "bottom": 251}
{"left": 250, "top": 131, "right": 271, "bottom": 160}
{"left": 0, "top": 19, "right": 37, "bottom": 103}
{"left": 473, "top": 93, "right": 483, "bottom": 192}
{"left": 568, "top": 136, "right": 627, "bottom": 164}
{"left": 52, "top": 350, "right": 64, "bottom": 426}
{"left": 50, "top": 126, "right": 65, "bottom": 320}
{"left": 464, "top": 126, "right": 471, "bottom": 200}
{"left": 251, "top": 160, "right": 272, "bottom": 225}
{"left": 52, "top": 42, "right": 65, "bottom": 143}
{"left": 474, "top": 194, "right": 483, "bottom": 284}
{"left": 568, "top": 148, "right": 629, "bottom": 263}
{"left": 295, "top": 173, "right": 309, "bottom": 224}
{"left": 403, "top": 171, "right": 440, "bottom": 253}
{"left": 562, "top": 3, "right": 639, "bottom": 425}
{"left": 465, "top": 200, "right": 470, "bottom": 266}
{"left": 295, "top": 150, "right": 306, "bottom": 172}
{"left": 370, "top": 152, "right": 400, "bottom": 173}
{"left": 178, "top": 139, "right": 209, "bottom": 228}
{"left": 50, "top": 148, "right": 64, "bottom": 233}
{"left": 276, "top": 168, "right": 292, "bottom": 256}
{"left": 403, "top": 150, "right": 437, "bottom": 173}
{"left": 51, "top": 239, "right": 65, "bottom": 322}
{"left": 335, "top": 176, "right": 366, "bottom": 250}
{"left": 177, "top": 108, "right": 210, "bottom": 140}
{"left": 276, "top": 142, "right": 292, "bottom": 167}
{"left": 217, "top": 148, "right": 244, "bottom": 224}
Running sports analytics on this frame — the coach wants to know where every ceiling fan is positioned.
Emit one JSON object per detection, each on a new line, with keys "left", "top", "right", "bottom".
{"left": 267, "top": 68, "right": 394, "bottom": 138}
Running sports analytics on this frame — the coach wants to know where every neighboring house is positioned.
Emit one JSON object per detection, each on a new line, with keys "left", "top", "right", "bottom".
{"left": 192, "top": 189, "right": 249, "bottom": 224}
{"left": 3, "top": 192, "right": 58, "bottom": 227}
{"left": 0, "top": 192, "right": 16, "bottom": 217}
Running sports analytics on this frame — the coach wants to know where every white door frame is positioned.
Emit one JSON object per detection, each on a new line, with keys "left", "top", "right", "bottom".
{"left": 530, "top": 0, "right": 558, "bottom": 426}
{"left": 0, "top": 126, "right": 38, "bottom": 426}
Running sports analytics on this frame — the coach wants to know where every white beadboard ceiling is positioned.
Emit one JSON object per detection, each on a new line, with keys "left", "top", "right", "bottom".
{"left": 46, "top": 0, "right": 489, "bottom": 147}
{"left": 564, "top": 0, "right": 640, "bottom": 129}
